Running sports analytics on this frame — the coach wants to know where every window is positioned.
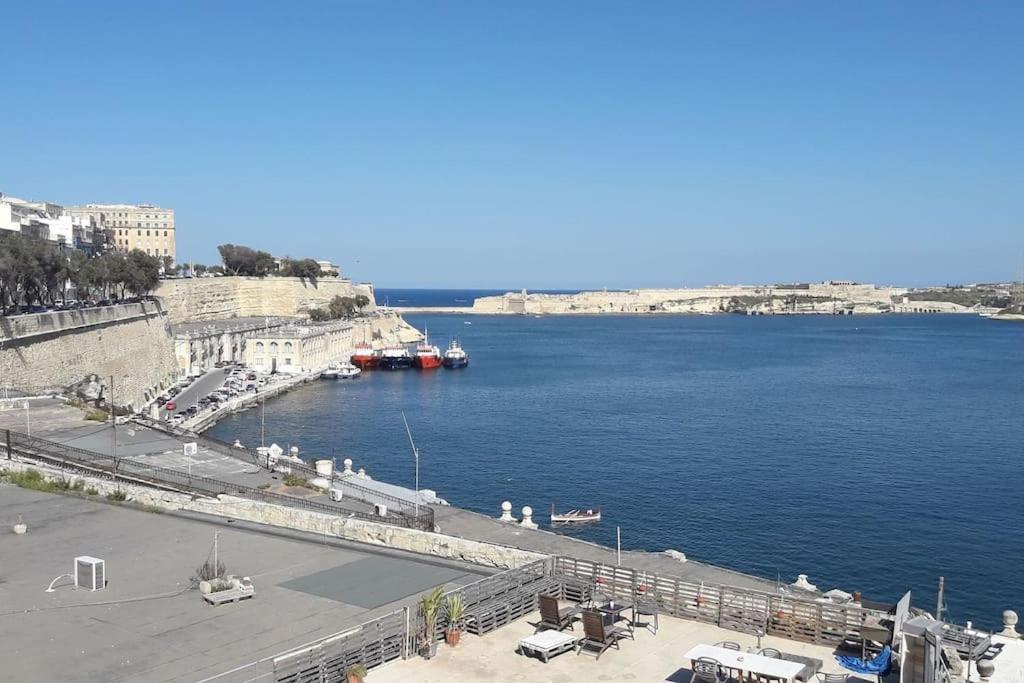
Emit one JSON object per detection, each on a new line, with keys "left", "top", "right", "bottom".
{"left": 285, "top": 358, "right": 292, "bottom": 365}
{"left": 164, "top": 249, "right": 168, "bottom": 255}
{"left": 270, "top": 342, "right": 278, "bottom": 354}
{"left": 254, "top": 357, "right": 264, "bottom": 367}
{"left": 137, "top": 230, "right": 141, "bottom": 236}
{"left": 255, "top": 342, "right": 264, "bottom": 352}
{"left": 284, "top": 342, "right": 293, "bottom": 353}
{"left": 163, "top": 230, "right": 168, "bottom": 236}
{"left": 147, "top": 230, "right": 150, "bottom": 236}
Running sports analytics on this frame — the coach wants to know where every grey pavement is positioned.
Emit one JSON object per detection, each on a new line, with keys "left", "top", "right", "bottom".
{"left": 0, "top": 486, "right": 489, "bottom": 683}
{"left": 433, "top": 505, "right": 779, "bottom": 591}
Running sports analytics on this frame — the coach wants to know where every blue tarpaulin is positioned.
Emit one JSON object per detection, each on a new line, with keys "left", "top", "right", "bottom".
{"left": 837, "top": 645, "right": 893, "bottom": 676}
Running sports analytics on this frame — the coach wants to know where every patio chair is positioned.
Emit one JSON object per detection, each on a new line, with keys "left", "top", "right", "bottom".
{"left": 759, "top": 647, "right": 782, "bottom": 659}
{"left": 633, "top": 596, "right": 659, "bottom": 634}
{"left": 692, "top": 656, "right": 729, "bottom": 683}
{"left": 537, "top": 594, "right": 583, "bottom": 632}
{"left": 716, "top": 641, "right": 742, "bottom": 651}
{"left": 577, "top": 609, "right": 631, "bottom": 660}
{"left": 817, "top": 674, "right": 848, "bottom": 683}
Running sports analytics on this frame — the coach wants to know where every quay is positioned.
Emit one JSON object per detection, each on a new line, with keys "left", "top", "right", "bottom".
{"left": 2, "top": 398, "right": 1022, "bottom": 683}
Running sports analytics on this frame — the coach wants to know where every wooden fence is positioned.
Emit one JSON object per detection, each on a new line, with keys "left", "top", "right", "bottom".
{"left": 273, "top": 608, "right": 408, "bottom": 683}
{"left": 551, "top": 556, "right": 883, "bottom": 647}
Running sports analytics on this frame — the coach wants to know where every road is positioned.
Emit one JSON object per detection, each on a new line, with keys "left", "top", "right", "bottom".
{"left": 160, "top": 367, "right": 229, "bottom": 418}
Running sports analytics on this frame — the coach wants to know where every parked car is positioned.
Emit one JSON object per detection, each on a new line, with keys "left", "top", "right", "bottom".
{"left": 186, "top": 406, "right": 199, "bottom": 416}
{"left": 165, "top": 401, "right": 177, "bottom": 411}
{"left": 156, "top": 396, "right": 169, "bottom": 406}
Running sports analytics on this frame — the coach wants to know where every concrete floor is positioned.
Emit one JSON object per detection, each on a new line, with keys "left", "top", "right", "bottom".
{"left": 371, "top": 608, "right": 858, "bottom": 683}
{"left": 0, "top": 486, "right": 489, "bottom": 683}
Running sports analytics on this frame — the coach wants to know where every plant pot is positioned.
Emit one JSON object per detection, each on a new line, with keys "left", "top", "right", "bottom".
{"left": 446, "top": 629, "right": 461, "bottom": 647}
{"left": 199, "top": 580, "right": 213, "bottom": 595}
{"left": 13, "top": 523, "right": 27, "bottom": 535}
{"left": 419, "top": 641, "right": 438, "bottom": 659}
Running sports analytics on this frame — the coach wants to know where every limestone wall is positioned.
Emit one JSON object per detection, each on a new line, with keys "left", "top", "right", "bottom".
{"left": 0, "top": 302, "right": 177, "bottom": 408}
{"left": 0, "top": 459, "right": 546, "bottom": 570}
{"left": 156, "top": 276, "right": 376, "bottom": 324}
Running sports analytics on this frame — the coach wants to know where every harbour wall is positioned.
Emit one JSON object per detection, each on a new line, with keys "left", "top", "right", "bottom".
{"left": 0, "top": 458, "right": 545, "bottom": 570}
{"left": 156, "top": 276, "right": 376, "bottom": 324}
{"left": 0, "top": 302, "right": 177, "bottom": 408}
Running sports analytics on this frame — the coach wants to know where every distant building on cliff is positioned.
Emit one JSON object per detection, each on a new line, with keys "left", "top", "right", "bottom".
{"left": 66, "top": 202, "right": 176, "bottom": 264}
{"left": 0, "top": 193, "right": 74, "bottom": 246}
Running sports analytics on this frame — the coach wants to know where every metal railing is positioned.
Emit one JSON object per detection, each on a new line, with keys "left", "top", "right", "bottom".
{"left": 3, "top": 429, "right": 433, "bottom": 531}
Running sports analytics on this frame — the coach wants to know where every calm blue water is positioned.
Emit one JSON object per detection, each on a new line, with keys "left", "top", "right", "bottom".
{"left": 211, "top": 311, "right": 1024, "bottom": 628}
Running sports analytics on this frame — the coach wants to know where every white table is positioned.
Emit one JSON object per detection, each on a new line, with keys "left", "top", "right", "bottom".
{"left": 518, "top": 630, "right": 580, "bottom": 663}
{"left": 684, "top": 644, "right": 805, "bottom": 683}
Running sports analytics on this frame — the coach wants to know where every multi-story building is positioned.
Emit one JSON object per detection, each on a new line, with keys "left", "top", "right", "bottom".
{"left": 0, "top": 193, "right": 74, "bottom": 245}
{"left": 66, "top": 203, "right": 176, "bottom": 263}
{"left": 243, "top": 320, "right": 353, "bottom": 374}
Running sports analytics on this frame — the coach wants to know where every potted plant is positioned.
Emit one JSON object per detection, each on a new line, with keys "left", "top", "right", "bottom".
{"left": 345, "top": 663, "right": 367, "bottom": 683}
{"left": 417, "top": 586, "right": 445, "bottom": 659}
{"left": 445, "top": 594, "right": 466, "bottom": 647}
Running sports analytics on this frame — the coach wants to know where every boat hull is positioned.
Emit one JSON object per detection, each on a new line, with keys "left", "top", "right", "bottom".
{"left": 443, "top": 357, "right": 469, "bottom": 369}
{"left": 379, "top": 356, "right": 412, "bottom": 370}
{"left": 351, "top": 355, "right": 379, "bottom": 370}
{"left": 414, "top": 355, "right": 443, "bottom": 369}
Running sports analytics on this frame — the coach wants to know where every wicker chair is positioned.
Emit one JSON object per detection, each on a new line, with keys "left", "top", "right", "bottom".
{"left": 577, "top": 609, "right": 631, "bottom": 660}
{"left": 537, "top": 594, "right": 583, "bottom": 632}
{"left": 817, "top": 675, "right": 848, "bottom": 683}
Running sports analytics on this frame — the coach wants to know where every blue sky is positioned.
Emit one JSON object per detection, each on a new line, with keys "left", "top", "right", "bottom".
{"left": 2, "top": 1, "right": 1021, "bottom": 288}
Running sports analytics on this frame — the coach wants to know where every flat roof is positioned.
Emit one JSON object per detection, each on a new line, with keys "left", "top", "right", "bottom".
{"left": 0, "top": 487, "right": 489, "bottom": 682}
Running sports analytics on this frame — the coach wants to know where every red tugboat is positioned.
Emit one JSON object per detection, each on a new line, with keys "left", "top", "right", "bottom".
{"left": 350, "top": 342, "right": 379, "bottom": 370}
{"left": 413, "top": 330, "right": 443, "bottom": 370}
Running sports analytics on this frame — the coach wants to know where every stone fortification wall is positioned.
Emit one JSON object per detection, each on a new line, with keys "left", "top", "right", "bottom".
{"left": 0, "top": 459, "right": 545, "bottom": 570}
{"left": 352, "top": 311, "right": 424, "bottom": 345}
{"left": 474, "top": 283, "right": 906, "bottom": 314}
{"left": 156, "top": 276, "right": 376, "bottom": 324}
{"left": 0, "top": 302, "right": 176, "bottom": 408}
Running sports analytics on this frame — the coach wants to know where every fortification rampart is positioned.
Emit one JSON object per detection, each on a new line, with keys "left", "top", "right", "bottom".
{"left": 0, "top": 302, "right": 177, "bottom": 408}
{"left": 156, "top": 276, "right": 376, "bottom": 324}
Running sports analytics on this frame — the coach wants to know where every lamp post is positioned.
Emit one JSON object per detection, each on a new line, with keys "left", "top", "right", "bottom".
{"left": 402, "top": 412, "right": 420, "bottom": 521}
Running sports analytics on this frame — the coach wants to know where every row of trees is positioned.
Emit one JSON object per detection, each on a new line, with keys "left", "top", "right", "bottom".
{"left": 0, "top": 232, "right": 161, "bottom": 312}
{"left": 216, "top": 244, "right": 337, "bottom": 279}
{"left": 307, "top": 294, "right": 371, "bottom": 321}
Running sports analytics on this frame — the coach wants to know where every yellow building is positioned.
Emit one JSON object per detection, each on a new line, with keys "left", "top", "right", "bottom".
{"left": 66, "top": 203, "right": 176, "bottom": 263}
{"left": 244, "top": 320, "right": 353, "bottom": 374}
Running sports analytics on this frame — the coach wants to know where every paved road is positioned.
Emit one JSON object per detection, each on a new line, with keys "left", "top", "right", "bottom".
{"left": 160, "top": 368, "right": 229, "bottom": 417}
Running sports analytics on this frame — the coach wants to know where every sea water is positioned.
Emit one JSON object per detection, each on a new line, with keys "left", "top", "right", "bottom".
{"left": 211, "top": 306, "right": 1024, "bottom": 628}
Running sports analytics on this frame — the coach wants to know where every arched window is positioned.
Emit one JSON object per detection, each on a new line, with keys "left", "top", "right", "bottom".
{"left": 270, "top": 342, "right": 278, "bottom": 354}
{"left": 284, "top": 342, "right": 293, "bottom": 353}
{"left": 255, "top": 342, "right": 264, "bottom": 352}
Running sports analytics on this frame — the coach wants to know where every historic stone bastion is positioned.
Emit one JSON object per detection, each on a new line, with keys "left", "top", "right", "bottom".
{"left": 156, "top": 275, "right": 376, "bottom": 324}
{"left": 0, "top": 301, "right": 177, "bottom": 408}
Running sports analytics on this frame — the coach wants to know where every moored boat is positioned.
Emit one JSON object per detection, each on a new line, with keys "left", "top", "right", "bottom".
{"left": 550, "top": 504, "right": 601, "bottom": 525}
{"left": 442, "top": 339, "right": 469, "bottom": 369}
{"left": 322, "top": 363, "right": 340, "bottom": 379}
{"left": 379, "top": 344, "right": 413, "bottom": 370}
{"left": 351, "top": 342, "right": 379, "bottom": 370}
{"left": 413, "top": 330, "right": 443, "bottom": 369}
{"left": 337, "top": 361, "right": 361, "bottom": 379}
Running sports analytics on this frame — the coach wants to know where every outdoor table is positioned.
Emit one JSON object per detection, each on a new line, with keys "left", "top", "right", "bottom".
{"left": 517, "top": 630, "right": 579, "bottom": 663}
{"left": 684, "top": 644, "right": 805, "bottom": 683}
{"left": 596, "top": 599, "right": 634, "bottom": 628}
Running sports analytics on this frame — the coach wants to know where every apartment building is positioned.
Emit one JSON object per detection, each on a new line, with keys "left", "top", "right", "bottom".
{"left": 66, "top": 203, "right": 176, "bottom": 262}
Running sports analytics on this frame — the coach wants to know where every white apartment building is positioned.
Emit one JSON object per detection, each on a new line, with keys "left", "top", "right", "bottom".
{"left": 0, "top": 194, "right": 74, "bottom": 245}
{"left": 66, "top": 203, "right": 176, "bottom": 262}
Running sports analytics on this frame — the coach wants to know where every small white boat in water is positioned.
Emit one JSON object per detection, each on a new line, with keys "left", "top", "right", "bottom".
{"left": 324, "top": 361, "right": 361, "bottom": 379}
{"left": 550, "top": 504, "right": 601, "bottom": 525}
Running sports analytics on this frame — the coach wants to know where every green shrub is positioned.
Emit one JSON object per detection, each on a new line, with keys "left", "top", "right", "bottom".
{"left": 282, "top": 473, "right": 308, "bottom": 488}
{"left": 84, "top": 409, "right": 109, "bottom": 422}
{"left": 85, "top": 487, "right": 98, "bottom": 495}
{"left": 106, "top": 489, "right": 128, "bottom": 502}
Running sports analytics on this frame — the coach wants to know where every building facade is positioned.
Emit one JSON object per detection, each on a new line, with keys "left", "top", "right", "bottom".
{"left": 172, "top": 317, "right": 298, "bottom": 374}
{"left": 0, "top": 194, "right": 74, "bottom": 245}
{"left": 66, "top": 203, "right": 176, "bottom": 263}
{"left": 243, "top": 320, "right": 353, "bottom": 374}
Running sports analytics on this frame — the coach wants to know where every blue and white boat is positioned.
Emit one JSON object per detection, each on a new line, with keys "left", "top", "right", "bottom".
{"left": 442, "top": 339, "right": 469, "bottom": 369}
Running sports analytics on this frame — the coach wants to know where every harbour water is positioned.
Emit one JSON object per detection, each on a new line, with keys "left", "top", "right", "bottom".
{"left": 211, "top": 306, "right": 1024, "bottom": 628}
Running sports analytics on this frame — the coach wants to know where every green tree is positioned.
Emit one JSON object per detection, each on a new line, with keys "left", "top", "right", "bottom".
{"left": 281, "top": 258, "right": 321, "bottom": 280}
{"left": 124, "top": 250, "right": 161, "bottom": 296}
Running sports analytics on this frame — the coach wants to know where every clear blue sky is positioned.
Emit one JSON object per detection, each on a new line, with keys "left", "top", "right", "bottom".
{"left": 2, "top": 1, "right": 1021, "bottom": 288}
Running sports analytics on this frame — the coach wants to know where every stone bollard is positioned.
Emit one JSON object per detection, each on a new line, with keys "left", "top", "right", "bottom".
{"left": 519, "top": 506, "right": 537, "bottom": 529}
{"left": 498, "top": 501, "right": 515, "bottom": 523}
{"left": 976, "top": 658, "right": 994, "bottom": 682}
{"left": 1001, "top": 610, "right": 1019, "bottom": 637}
{"left": 342, "top": 458, "right": 354, "bottom": 474}
{"left": 792, "top": 574, "right": 818, "bottom": 591}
